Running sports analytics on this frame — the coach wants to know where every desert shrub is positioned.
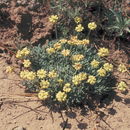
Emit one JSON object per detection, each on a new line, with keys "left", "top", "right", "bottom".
{"left": 16, "top": 36, "right": 114, "bottom": 106}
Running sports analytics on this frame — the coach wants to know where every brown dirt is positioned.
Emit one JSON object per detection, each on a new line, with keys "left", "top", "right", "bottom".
{"left": 0, "top": 56, "right": 130, "bottom": 130}
{"left": 0, "top": 0, "right": 53, "bottom": 52}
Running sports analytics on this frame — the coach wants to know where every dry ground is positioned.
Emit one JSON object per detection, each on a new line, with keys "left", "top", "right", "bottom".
{"left": 0, "top": 58, "right": 130, "bottom": 130}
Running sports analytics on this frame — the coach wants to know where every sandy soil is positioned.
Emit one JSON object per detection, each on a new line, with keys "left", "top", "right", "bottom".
{"left": 0, "top": 57, "right": 130, "bottom": 130}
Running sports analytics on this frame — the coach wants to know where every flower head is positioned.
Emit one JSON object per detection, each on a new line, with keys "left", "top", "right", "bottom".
{"left": 48, "top": 70, "right": 57, "bottom": 78}
{"left": 63, "top": 83, "right": 71, "bottom": 92}
{"left": 38, "top": 90, "right": 49, "bottom": 100}
{"left": 88, "top": 22, "right": 97, "bottom": 30}
{"left": 72, "top": 54, "right": 84, "bottom": 61}
{"left": 46, "top": 47, "right": 55, "bottom": 54}
{"left": 97, "top": 48, "right": 109, "bottom": 57}
{"left": 23, "top": 59, "right": 31, "bottom": 68}
{"left": 16, "top": 47, "right": 30, "bottom": 58}
{"left": 56, "top": 91, "right": 67, "bottom": 102}
{"left": 87, "top": 75, "right": 96, "bottom": 85}
{"left": 74, "top": 16, "right": 82, "bottom": 24}
{"left": 90, "top": 59, "right": 100, "bottom": 68}
{"left": 40, "top": 80, "right": 50, "bottom": 88}
{"left": 118, "top": 64, "right": 127, "bottom": 73}
{"left": 103, "top": 63, "right": 113, "bottom": 72}
{"left": 97, "top": 68, "right": 106, "bottom": 77}
{"left": 59, "top": 39, "right": 67, "bottom": 44}
{"left": 75, "top": 24, "right": 84, "bottom": 32}
{"left": 61, "top": 49, "right": 70, "bottom": 56}
{"left": 37, "top": 69, "right": 47, "bottom": 79}
{"left": 49, "top": 15, "right": 58, "bottom": 23}
{"left": 53, "top": 42, "right": 61, "bottom": 50}
{"left": 73, "top": 63, "right": 82, "bottom": 70}
{"left": 118, "top": 81, "right": 128, "bottom": 92}
{"left": 5, "top": 66, "right": 13, "bottom": 73}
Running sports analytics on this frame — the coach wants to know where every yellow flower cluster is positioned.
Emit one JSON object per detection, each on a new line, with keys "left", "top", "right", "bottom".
{"left": 59, "top": 39, "right": 67, "bottom": 44}
{"left": 37, "top": 69, "right": 47, "bottom": 79}
{"left": 74, "top": 16, "right": 82, "bottom": 24}
{"left": 53, "top": 42, "right": 62, "bottom": 50}
{"left": 118, "top": 64, "right": 127, "bottom": 73}
{"left": 61, "top": 49, "right": 70, "bottom": 56}
{"left": 90, "top": 59, "right": 100, "bottom": 68}
{"left": 72, "top": 54, "right": 84, "bottom": 61}
{"left": 73, "top": 63, "right": 82, "bottom": 70}
{"left": 23, "top": 59, "right": 31, "bottom": 68}
{"left": 49, "top": 15, "right": 58, "bottom": 23}
{"left": 16, "top": 47, "right": 30, "bottom": 58}
{"left": 118, "top": 81, "right": 128, "bottom": 92}
{"left": 67, "top": 36, "right": 89, "bottom": 45}
{"left": 97, "top": 48, "right": 109, "bottom": 57}
{"left": 72, "top": 72, "right": 87, "bottom": 85}
{"left": 75, "top": 24, "right": 84, "bottom": 32}
{"left": 46, "top": 47, "right": 55, "bottom": 54}
{"left": 5, "top": 66, "right": 13, "bottom": 73}
{"left": 20, "top": 70, "right": 36, "bottom": 80}
{"left": 63, "top": 83, "right": 71, "bottom": 92}
{"left": 56, "top": 91, "right": 67, "bottom": 102}
{"left": 87, "top": 75, "right": 96, "bottom": 85}
{"left": 88, "top": 22, "right": 97, "bottom": 30}
{"left": 103, "top": 63, "right": 113, "bottom": 72}
{"left": 48, "top": 70, "right": 57, "bottom": 78}
{"left": 97, "top": 68, "right": 106, "bottom": 77}
{"left": 40, "top": 80, "right": 50, "bottom": 89}
{"left": 38, "top": 90, "right": 49, "bottom": 100}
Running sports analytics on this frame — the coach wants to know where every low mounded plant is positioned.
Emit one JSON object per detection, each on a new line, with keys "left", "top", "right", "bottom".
{"left": 16, "top": 36, "right": 114, "bottom": 106}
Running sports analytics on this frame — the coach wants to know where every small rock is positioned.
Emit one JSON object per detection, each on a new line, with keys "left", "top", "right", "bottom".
{"left": 13, "top": 126, "right": 25, "bottom": 130}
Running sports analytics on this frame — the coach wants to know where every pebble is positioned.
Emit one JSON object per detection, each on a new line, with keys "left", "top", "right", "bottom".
{"left": 12, "top": 126, "right": 25, "bottom": 130}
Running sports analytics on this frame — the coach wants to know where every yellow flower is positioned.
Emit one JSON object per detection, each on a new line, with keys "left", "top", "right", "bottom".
{"left": 49, "top": 15, "right": 58, "bottom": 23}
{"left": 21, "top": 47, "right": 30, "bottom": 56}
{"left": 72, "top": 73, "right": 87, "bottom": 85}
{"left": 75, "top": 24, "right": 84, "bottom": 32}
{"left": 20, "top": 70, "right": 36, "bottom": 80}
{"left": 59, "top": 39, "right": 67, "bottom": 44}
{"left": 5, "top": 66, "right": 14, "bottom": 73}
{"left": 118, "top": 64, "right": 127, "bottom": 73}
{"left": 81, "top": 39, "right": 90, "bottom": 45}
{"left": 87, "top": 75, "right": 96, "bottom": 85}
{"left": 61, "top": 49, "right": 70, "bottom": 56}
{"left": 53, "top": 42, "right": 61, "bottom": 50}
{"left": 97, "top": 68, "right": 106, "bottom": 77}
{"left": 78, "top": 72, "right": 87, "bottom": 81}
{"left": 118, "top": 81, "right": 128, "bottom": 92}
{"left": 40, "top": 80, "right": 50, "bottom": 88}
{"left": 56, "top": 91, "right": 67, "bottom": 102}
{"left": 20, "top": 70, "right": 29, "bottom": 79}
{"left": 38, "top": 90, "right": 49, "bottom": 100}
{"left": 72, "top": 54, "right": 84, "bottom": 61}
{"left": 103, "top": 63, "right": 113, "bottom": 72}
{"left": 97, "top": 48, "right": 109, "bottom": 57}
{"left": 26, "top": 71, "right": 36, "bottom": 80}
{"left": 72, "top": 75, "right": 81, "bottom": 85}
{"left": 63, "top": 83, "right": 71, "bottom": 92}
{"left": 48, "top": 70, "right": 57, "bottom": 78}
{"left": 16, "top": 50, "right": 22, "bottom": 58}
{"left": 23, "top": 59, "right": 31, "bottom": 68}
{"left": 88, "top": 22, "right": 97, "bottom": 30}
{"left": 90, "top": 59, "right": 100, "bottom": 68}
{"left": 73, "top": 63, "right": 82, "bottom": 70}
{"left": 46, "top": 47, "right": 55, "bottom": 54}
{"left": 16, "top": 48, "right": 30, "bottom": 58}
{"left": 37, "top": 69, "right": 47, "bottom": 79}
{"left": 74, "top": 16, "right": 82, "bottom": 24}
